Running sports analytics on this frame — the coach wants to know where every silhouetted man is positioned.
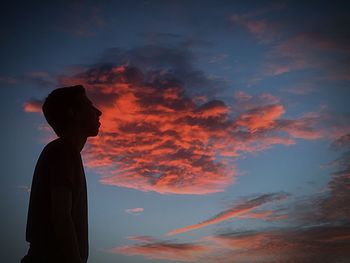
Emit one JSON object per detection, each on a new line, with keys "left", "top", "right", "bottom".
{"left": 22, "top": 85, "right": 102, "bottom": 263}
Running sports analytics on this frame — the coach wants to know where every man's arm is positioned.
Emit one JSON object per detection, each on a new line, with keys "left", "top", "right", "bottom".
{"left": 51, "top": 187, "right": 82, "bottom": 263}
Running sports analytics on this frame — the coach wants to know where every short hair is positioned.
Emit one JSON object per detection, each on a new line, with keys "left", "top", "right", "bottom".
{"left": 42, "top": 85, "right": 86, "bottom": 137}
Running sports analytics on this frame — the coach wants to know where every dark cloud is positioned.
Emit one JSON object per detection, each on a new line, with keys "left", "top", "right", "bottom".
{"left": 98, "top": 45, "right": 228, "bottom": 96}
{"left": 109, "top": 236, "right": 212, "bottom": 262}
{"left": 209, "top": 225, "right": 350, "bottom": 263}
{"left": 205, "top": 133, "right": 350, "bottom": 262}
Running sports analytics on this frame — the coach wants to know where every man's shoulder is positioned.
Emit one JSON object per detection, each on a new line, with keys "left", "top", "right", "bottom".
{"left": 41, "top": 138, "right": 77, "bottom": 159}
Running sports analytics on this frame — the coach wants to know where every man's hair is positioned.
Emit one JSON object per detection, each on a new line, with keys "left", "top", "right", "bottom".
{"left": 42, "top": 85, "right": 86, "bottom": 137}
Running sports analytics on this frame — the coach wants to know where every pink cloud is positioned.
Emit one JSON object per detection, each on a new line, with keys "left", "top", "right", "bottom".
{"left": 23, "top": 99, "right": 43, "bottom": 113}
{"left": 125, "top": 207, "right": 144, "bottom": 215}
{"left": 166, "top": 193, "right": 288, "bottom": 236}
{"left": 236, "top": 104, "right": 285, "bottom": 132}
{"left": 230, "top": 15, "right": 280, "bottom": 43}
{"left": 26, "top": 64, "right": 326, "bottom": 195}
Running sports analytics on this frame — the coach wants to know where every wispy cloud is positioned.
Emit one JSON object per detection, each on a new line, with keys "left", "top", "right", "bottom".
{"left": 15, "top": 185, "right": 31, "bottom": 193}
{"left": 230, "top": 15, "right": 279, "bottom": 44}
{"left": 166, "top": 193, "right": 288, "bottom": 236}
{"left": 109, "top": 236, "right": 212, "bottom": 262}
{"left": 201, "top": 132, "right": 350, "bottom": 262}
{"left": 125, "top": 207, "right": 144, "bottom": 215}
{"left": 0, "top": 76, "right": 17, "bottom": 84}
{"left": 229, "top": 1, "right": 287, "bottom": 44}
{"left": 259, "top": 17, "right": 350, "bottom": 81}
{"left": 206, "top": 225, "right": 350, "bottom": 263}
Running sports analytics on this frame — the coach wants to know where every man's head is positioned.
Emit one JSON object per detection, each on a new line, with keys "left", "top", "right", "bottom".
{"left": 42, "top": 85, "right": 102, "bottom": 137}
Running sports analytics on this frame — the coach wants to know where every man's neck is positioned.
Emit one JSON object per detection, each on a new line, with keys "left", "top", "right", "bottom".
{"left": 60, "top": 133, "right": 87, "bottom": 153}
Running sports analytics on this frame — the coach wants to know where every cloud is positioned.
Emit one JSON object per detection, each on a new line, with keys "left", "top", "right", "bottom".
{"left": 76, "top": 72, "right": 321, "bottom": 195}
{"left": 0, "top": 76, "right": 17, "bottom": 84}
{"left": 236, "top": 104, "right": 284, "bottom": 132}
{"left": 230, "top": 15, "right": 279, "bottom": 43}
{"left": 331, "top": 133, "right": 350, "bottom": 150}
{"left": 316, "top": 134, "right": 350, "bottom": 223}
{"left": 166, "top": 193, "right": 288, "bottom": 236}
{"left": 229, "top": 2, "right": 286, "bottom": 44}
{"left": 23, "top": 99, "right": 43, "bottom": 113}
{"left": 231, "top": 7, "right": 350, "bottom": 83}
{"left": 236, "top": 209, "right": 288, "bottom": 221}
{"left": 207, "top": 225, "right": 350, "bottom": 263}
{"left": 260, "top": 16, "right": 350, "bottom": 80}
{"left": 125, "top": 207, "right": 144, "bottom": 215}
{"left": 109, "top": 236, "right": 212, "bottom": 262}
{"left": 109, "top": 133, "right": 350, "bottom": 262}
{"left": 284, "top": 82, "right": 316, "bottom": 95}
{"left": 25, "top": 45, "right": 327, "bottom": 195}
{"left": 15, "top": 185, "right": 31, "bottom": 193}
{"left": 26, "top": 71, "right": 57, "bottom": 88}
{"left": 201, "top": 133, "right": 350, "bottom": 262}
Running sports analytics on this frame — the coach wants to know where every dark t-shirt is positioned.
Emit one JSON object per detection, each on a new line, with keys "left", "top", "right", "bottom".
{"left": 25, "top": 137, "right": 88, "bottom": 262}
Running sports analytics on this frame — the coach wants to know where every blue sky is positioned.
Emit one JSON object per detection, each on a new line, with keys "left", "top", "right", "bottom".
{"left": 1, "top": 1, "right": 350, "bottom": 262}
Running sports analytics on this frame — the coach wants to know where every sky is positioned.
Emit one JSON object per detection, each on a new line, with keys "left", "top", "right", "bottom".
{"left": 1, "top": 0, "right": 350, "bottom": 262}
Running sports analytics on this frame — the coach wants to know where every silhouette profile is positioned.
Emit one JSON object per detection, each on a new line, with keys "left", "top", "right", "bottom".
{"left": 22, "top": 85, "right": 102, "bottom": 263}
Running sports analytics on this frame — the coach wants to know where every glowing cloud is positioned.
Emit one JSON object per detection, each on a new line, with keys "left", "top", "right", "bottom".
{"left": 25, "top": 44, "right": 327, "bottom": 195}
{"left": 23, "top": 99, "right": 43, "bottom": 113}
{"left": 166, "top": 193, "right": 288, "bottom": 236}
{"left": 25, "top": 59, "right": 325, "bottom": 195}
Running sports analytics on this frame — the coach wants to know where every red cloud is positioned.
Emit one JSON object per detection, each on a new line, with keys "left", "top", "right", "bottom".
{"left": 23, "top": 99, "right": 43, "bottom": 113}
{"left": 109, "top": 237, "right": 212, "bottom": 262}
{"left": 26, "top": 65, "right": 325, "bottom": 195}
{"left": 236, "top": 104, "right": 284, "bottom": 132}
{"left": 166, "top": 193, "right": 288, "bottom": 236}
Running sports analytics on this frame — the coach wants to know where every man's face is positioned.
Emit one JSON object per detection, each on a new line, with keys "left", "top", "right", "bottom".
{"left": 75, "top": 94, "right": 102, "bottom": 137}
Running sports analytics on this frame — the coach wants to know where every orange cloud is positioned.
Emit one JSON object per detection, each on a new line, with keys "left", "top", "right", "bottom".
{"left": 26, "top": 63, "right": 325, "bottom": 195}
{"left": 23, "top": 99, "right": 43, "bottom": 113}
{"left": 166, "top": 193, "right": 288, "bottom": 236}
{"left": 236, "top": 104, "right": 285, "bottom": 132}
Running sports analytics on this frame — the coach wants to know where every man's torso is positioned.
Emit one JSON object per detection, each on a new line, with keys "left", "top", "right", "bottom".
{"left": 25, "top": 138, "right": 88, "bottom": 262}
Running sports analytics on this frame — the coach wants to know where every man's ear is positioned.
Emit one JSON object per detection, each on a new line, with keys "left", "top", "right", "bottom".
{"left": 67, "top": 107, "right": 80, "bottom": 121}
